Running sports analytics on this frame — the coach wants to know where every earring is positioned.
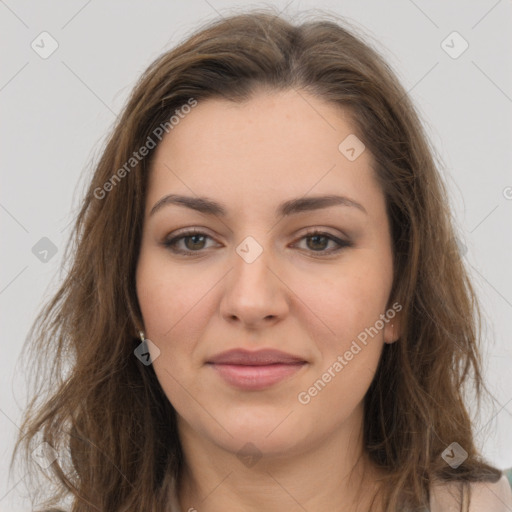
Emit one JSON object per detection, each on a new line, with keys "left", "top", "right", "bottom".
{"left": 139, "top": 331, "right": 145, "bottom": 342}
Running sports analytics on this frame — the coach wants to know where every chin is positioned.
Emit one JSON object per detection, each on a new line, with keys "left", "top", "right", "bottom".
{"left": 206, "top": 407, "right": 313, "bottom": 458}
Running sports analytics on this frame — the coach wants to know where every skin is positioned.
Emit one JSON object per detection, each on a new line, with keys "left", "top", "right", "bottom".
{"left": 135, "top": 88, "right": 401, "bottom": 512}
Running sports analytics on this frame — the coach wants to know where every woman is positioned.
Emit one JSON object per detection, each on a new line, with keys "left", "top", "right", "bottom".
{"left": 12, "top": 8, "right": 512, "bottom": 512}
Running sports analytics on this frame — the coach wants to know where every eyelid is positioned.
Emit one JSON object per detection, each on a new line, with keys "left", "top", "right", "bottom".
{"left": 290, "top": 228, "right": 353, "bottom": 255}
{"left": 164, "top": 226, "right": 350, "bottom": 242}
{"left": 162, "top": 226, "right": 353, "bottom": 258}
{"left": 296, "top": 226, "right": 350, "bottom": 242}
{"left": 166, "top": 226, "right": 215, "bottom": 239}
{"left": 162, "top": 227, "right": 220, "bottom": 252}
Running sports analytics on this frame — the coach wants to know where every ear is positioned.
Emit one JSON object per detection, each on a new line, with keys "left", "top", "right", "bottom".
{"left": 383, "top": 309, "right": 401, "bottom": 344}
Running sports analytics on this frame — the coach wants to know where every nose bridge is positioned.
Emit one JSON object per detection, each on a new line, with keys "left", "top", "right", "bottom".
{"left": 219, "top": 234, "right": 289, "bottom": 326}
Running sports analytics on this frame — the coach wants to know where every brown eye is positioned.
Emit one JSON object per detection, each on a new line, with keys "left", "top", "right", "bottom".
{"left": 306, "top": 234, "right": 330, "bottom": 251}
{"left": 163, "top": 229, "right": 352, "bottom": 257}
{"left": 183, "top": 234, "right": 207, "bottom": 251}
{"left": 293, "top": 230, "right": 353, "bottom": 255}
{"left": 163, "top": 230, "right": 216, "bottom": 255}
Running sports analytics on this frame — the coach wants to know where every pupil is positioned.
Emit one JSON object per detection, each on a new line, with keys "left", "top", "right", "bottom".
{"left": 308, "top": 235, "right": 327, "bottom": 251}
{"left": 187, "top": 235, "right": 205, "bottom": 250}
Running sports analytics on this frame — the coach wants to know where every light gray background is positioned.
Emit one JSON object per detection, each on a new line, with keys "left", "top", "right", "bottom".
{"left": 1, "top": 1, "right": 511, "bottom": 509}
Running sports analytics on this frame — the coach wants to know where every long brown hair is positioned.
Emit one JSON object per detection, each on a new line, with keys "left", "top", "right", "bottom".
{"left": 12, "top": 7, "right": 503, "bottom": 511}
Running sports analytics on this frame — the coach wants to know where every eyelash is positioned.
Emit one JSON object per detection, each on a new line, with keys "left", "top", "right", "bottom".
{"left": 162, "top": 228, "right": 353, "bottom": 257}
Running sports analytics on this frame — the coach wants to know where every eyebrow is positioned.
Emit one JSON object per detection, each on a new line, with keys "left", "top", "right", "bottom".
{"left": 149, "top": 193, "right": 367, "bottom": 218}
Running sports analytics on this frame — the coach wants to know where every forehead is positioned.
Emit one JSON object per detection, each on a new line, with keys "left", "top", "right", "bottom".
{"left": 145, "top": 89, "right": 382, "bottom": 220}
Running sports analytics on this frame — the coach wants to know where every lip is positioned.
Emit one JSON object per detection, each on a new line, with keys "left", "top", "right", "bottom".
{"left": 207, "top": 348, "right": 306, "bottom": 365}
{"left": 206, "top": 349, "right": 307, "bottom": 391}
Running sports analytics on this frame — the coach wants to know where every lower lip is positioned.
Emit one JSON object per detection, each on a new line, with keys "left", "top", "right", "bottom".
{"left": 207, "top": 362, "right": 306, "bottom": 390}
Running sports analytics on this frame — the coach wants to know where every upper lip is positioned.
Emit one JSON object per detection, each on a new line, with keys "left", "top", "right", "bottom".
{"left": 206, "top": 349, "right": 306, "bottom": 366}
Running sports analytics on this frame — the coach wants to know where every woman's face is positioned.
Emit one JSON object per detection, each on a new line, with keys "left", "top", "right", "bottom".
{"left": 136, "top": 89, "right": 399, "bottom": 458}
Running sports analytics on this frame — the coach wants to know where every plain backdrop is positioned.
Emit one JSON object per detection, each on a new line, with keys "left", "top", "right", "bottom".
{"left": 1, "top": 0, "right": 511, "bottom": 510}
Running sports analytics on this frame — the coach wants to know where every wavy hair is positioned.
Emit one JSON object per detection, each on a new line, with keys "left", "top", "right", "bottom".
{"left": 12, "top": 7, "right": 502, "bottom": 512}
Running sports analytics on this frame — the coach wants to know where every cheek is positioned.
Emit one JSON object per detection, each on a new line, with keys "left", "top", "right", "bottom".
{"left": 135, "top": 254, "right": 212, "bottom": 408}
{"left": 297, "top": 274, "right": 388, "bottom": 410}
{"left": 136, "top": 252, "right": 216, "bottom": 340}
{"left": 294, "top": 259, "right": 392, "bottom": 413}
{"left": 301, "top": 345, "right": 381, "bottom": 427}
{"left": 300, "top": 263, "right": 392, "bottom": 349}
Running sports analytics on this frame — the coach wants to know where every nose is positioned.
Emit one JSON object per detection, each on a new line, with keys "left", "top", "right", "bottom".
{"left": 219, "top": 241, "right": 290, "bottom": 330}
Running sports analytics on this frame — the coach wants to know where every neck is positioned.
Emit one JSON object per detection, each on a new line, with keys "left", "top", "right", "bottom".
{"left": 174, "top": 407, "right": 384, "bottom": 512}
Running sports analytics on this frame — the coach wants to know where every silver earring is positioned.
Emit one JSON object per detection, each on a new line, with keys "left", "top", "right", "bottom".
{"left": 139, "top": 331, "right": 145, "bottom": 342}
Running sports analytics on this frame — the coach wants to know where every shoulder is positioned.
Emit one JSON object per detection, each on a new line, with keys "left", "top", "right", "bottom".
{"left": 467, "top": 475, "right": 512, "bottom": 511}
{"left": 430, "top": 475, "right": 512, "bottom": 512}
